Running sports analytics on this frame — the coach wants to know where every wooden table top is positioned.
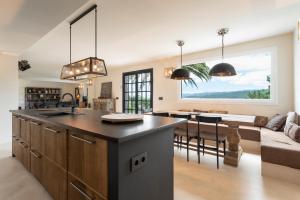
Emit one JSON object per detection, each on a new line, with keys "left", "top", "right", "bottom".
{"left": 151, "top": 111, "right": 256, "bottom": 126}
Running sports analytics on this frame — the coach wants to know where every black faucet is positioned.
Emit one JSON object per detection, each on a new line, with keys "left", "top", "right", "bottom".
{"left": 61, "top": 93, "right": 76, "bottom": 113}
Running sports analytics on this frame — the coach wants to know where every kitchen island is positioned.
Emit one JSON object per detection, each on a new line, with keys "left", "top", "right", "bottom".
{"left": 10, "top": 109, "right": 185, "bottom": 200}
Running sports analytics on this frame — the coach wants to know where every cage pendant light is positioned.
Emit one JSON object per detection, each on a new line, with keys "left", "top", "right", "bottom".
{"left": 171, "top": 40, "right": 190, "bottom": 80}
{"left": 60, "top": 4, "right": 107, "bottom": 80}
{"left": 209, "top": 28, "right": 237, "bottom": 77}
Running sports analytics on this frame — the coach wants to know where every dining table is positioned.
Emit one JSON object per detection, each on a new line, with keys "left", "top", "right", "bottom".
{"left": 148, "top": 110, "right": 257, "bottom": 167}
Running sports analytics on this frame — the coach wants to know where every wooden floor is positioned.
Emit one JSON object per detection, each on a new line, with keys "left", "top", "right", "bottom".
{"left": 0, "top": 142, "right": 299, "bottom": 200}
{"left": 174, "top": 148, "right": 300, "bottom": 200}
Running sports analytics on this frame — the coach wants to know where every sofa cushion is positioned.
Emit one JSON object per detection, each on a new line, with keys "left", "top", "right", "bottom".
{"left": 287, "top": 123, "right": 300, "bottom": 143}
{"left": 265, "top": 114, "right": 287, "bottom": 131}
{"left": 284, "top": 112, "right": 297, "bottom": 134}
{"left": 239, "top": 126, "right": 261, "bottom": 142}
{"left": 261, "top": 128, "right": 300, "bottom": 169}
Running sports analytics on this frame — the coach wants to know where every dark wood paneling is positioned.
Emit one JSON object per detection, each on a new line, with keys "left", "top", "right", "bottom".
{"left": 42, "top": 157, "right": 67, "bottom": 200}
{"left": 42, "top": 124, "right": 67, "bottom": 169}
{"left": 68, "top": 132, "right": 108, "bottom": 198}
{"left": 68, "top": 173, "right": 106, "bottom": 200}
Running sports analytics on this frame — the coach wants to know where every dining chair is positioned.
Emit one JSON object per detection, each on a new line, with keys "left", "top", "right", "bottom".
{"left": 170, "top": 113, "right": 194, "bottom": 161}
{"left": 195, "top": 115, "right": 226, "bottom": 169}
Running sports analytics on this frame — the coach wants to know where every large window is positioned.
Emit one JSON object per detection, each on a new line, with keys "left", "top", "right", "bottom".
{"left": 123, "top": 69, "right": 153, "bottom": 113}
{"left": 181, "top": 50, "right": 273, "bottom": 100}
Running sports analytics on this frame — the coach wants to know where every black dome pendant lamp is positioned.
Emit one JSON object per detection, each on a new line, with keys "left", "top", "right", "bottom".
{"left": 171, "top": 40, "right": 190, "bottom": 80}
{"left": 209, "top": 28, "right": 237, "bottom": 77}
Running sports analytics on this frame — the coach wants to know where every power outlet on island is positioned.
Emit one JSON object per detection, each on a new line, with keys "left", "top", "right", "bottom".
{"left": 130, "top": 152, "right": 148, "bottom": 172}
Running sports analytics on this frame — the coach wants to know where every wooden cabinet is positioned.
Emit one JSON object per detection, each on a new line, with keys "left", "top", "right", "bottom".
{"left": 17, "top": 140, "right": 30, "bottom": 170}
{"left": 12, "top": 115, "right": 20, "bottom": 138}
{"left": 68, "top": 132, "right": 108, "bottom": 198}
{"left": 20, "top": 118, "right": 30, "bottom": 144}
{"left": 42, "top": 157, "right": 67, "bottom": 200}
{"left": 30, "top": 150, "right": 43, "bottom": 183}
{"left": 68, "top": 174, "right": 106, "bottom": 200}
{"left": 30, "top": 121, "right": 43, "bottom": 153}
{"left": 13, "top": 137, "right": 21, "bottom": 159}
{"left": 42, "top": 124, "right": 67, "bottom": 169}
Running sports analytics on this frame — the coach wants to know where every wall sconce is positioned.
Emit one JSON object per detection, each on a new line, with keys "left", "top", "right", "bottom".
{"left": 87, "top": 79, "right": 93, "bottom": 86}
{"left": 164, "top": 67, "right": 175, "bottom": 78}
{"left": 79, "top": 82, "right": 84, "bottom": 89}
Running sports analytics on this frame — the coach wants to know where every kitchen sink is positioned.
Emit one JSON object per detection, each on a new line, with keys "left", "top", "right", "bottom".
{"left": 38, "top": 111, "right": 86, "bottom": 117}
{"left": 38, "top": 111, "right": 70, "bottom": 117}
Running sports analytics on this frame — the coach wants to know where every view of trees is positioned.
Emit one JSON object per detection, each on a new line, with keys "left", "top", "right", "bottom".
{"left": 247, "top": 75, "right": 270, "bottom": 99}
{"left": 182, "top": 63, "right": 211, "bottom": 87}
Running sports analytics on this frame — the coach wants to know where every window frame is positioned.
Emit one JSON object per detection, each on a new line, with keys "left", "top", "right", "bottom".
{"left": 178, "top": 47, "right": 278, "bottom": 105}
{"left": 122, "top": 68, "right": 153, "bottom": 113}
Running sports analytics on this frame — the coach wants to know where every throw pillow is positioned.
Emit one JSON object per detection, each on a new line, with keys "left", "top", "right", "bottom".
{"left": 284, "top": 112, "right": 297, "bottom": 133}
{"left": 284, "top": 122, "right": 294, "bottom": 136}
{"left": 287, "top": 123, "right": 300, "bottom": 143}
{"left": 254, "top": 116, "right": 268, "bottom": 127}
{"left": 265, "top": 114, "right": 287, "bottom": 131}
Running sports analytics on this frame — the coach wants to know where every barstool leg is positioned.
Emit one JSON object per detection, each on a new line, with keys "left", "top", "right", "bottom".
{"left": 187, "top": 138, "right": 189, "bottom": 162}
{"left": 217, "top": 141, "right": 219, "bottom": 169}
{"left": 223, "top": 141, "right": 226, "bottom": 156}
{"left": 203, "top": 139, "right": 205, "bottom": 156}
{"left": 197, "top": 137, "right": 200, "bottom": 164}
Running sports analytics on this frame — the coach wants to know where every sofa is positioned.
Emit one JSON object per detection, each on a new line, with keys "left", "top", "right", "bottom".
{"left": 260, "top": 126, "right": 300, "bottom": 184}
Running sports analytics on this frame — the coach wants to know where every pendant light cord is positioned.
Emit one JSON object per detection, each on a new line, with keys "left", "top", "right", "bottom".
{"left": 70, "top": 25, "right": 72, "bottom": 64}
{"left": 180, "top": 45, "right": 183, "bottom": 68}
{"left": 95, "top": 7, "right": 97, "bottom": 58}
{"left": 221, "top": 34, "right": 224, "bottom": 61}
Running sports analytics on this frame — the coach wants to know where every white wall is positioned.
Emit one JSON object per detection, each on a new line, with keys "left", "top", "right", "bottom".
{"left": 91, "top": 33, "right": 294, "bottom": 117}
{"left": 18, "top": 79, "right": 78, "bottom": 108}
{"left": 294, "top": 27, "right": 300, "bottom": 113}
{"left": 0, "top": 54, "right": 19, "bottom": 143}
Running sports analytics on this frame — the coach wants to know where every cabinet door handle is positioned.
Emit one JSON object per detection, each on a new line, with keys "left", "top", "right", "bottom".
{"left": 19, "top": 141, "right": 28, "bottom": 148}
{"left": 30, "top": 150, "right": 41, "bottom": 159}
{"left": 44, "top": 127, "right": 60, "bottom": 133}
{"left": 70, "top": 182, "right": 93, "bottom": 200}
{"left": 70, "top": 134, "right": 95, "bottom": 145}
{"left": 30, "top": 121, "right": 41, "bottom": 126}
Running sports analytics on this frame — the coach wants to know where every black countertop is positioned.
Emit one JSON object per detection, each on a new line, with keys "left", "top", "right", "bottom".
{"left": 10, "top": 109, "right": 185, "bottom": 143}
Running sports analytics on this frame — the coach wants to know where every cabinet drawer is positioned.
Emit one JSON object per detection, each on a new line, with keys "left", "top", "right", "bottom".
{"left": 68, "top": 132, "right": 108, "bottom": 197}
{"left": 12, "top": 115, "right": 20, "bottom": 138}
{"left": 30, "top": 150, "right": 43, "bottom": 184}
{"left": 20, "top": 118, "right": 30, "bottom": 144}
{"left": 17, "top": 140, "right": 30, "bottom": 170}
{"left": 42, "top": 124, "right": 67, "bottom": 169}
{"left": 12, "top": 136, "right": 20, "bottom": 158}
{"left": 42, "top": 157, "right": 67, "bottom": 200}
{"left": 68, "top": 174, "right": 106, "bottom": 200}
{"left": 30, "top": 121, "right": 43, "bottom": 153}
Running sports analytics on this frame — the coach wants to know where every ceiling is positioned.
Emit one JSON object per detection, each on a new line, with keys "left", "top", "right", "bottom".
{"left": 0, "top": 0, "right": 88, "bottom": 55}
{"left": 18, "top": 0, "right": 300, "bottom": 81}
